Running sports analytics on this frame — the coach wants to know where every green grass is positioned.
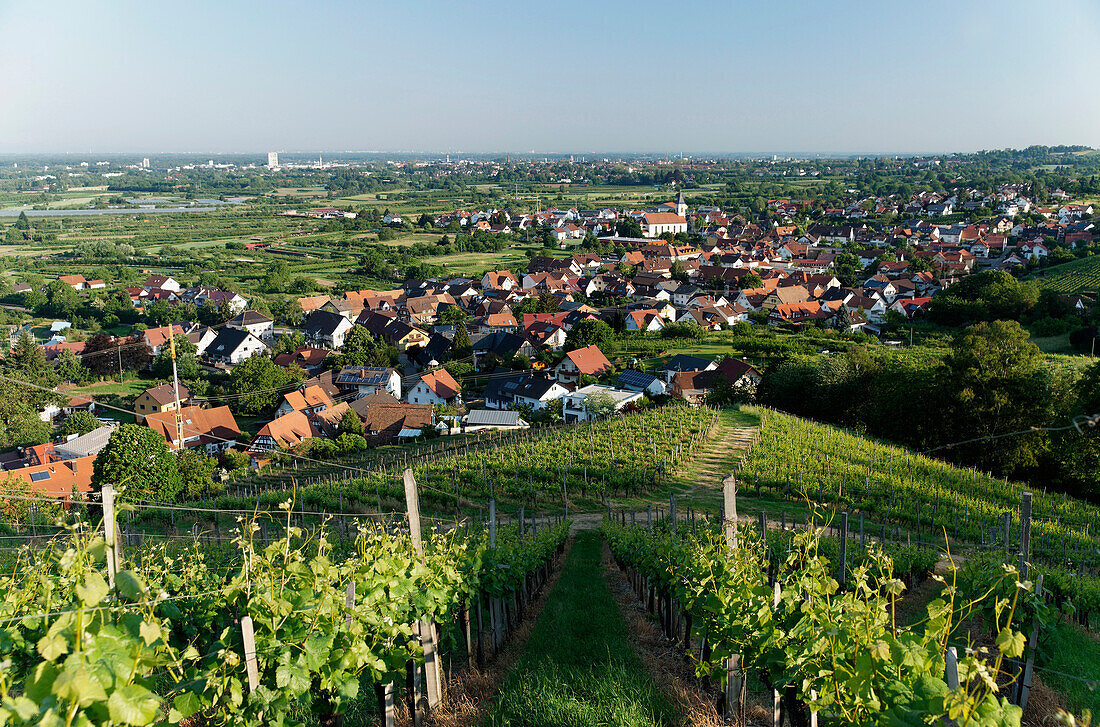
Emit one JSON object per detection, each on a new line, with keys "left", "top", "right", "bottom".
{"left": 1030, "top": 332, "right": 1076, "bottom": 354}
{"left": 483, "top": 531, "right": 676, "bottom": 727}
{"left": 62, "top": 379, "right": 151, "bottom": 399}
{"left": 1038, "top": 621, "right": 1100, "bottom": 716}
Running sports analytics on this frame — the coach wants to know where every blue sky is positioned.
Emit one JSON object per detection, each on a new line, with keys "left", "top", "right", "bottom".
{"left": 2, "top": 0, "right": 1099, "bottom": 154}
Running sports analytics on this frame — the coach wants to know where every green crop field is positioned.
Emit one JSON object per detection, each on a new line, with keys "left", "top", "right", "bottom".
{"left": 1030, "top": 254, "right": 1100, "bottom": 293}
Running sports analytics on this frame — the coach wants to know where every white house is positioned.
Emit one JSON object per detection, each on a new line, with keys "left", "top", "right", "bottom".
{"left": 204, "top": 328, "right": 268, "bottom": 365}
{"left": 512, "top": 377, "right": 569, "bottom": 411}
{"left": 335, "top": 366, "right": 402, "bottom": 400}
{"left": 562, "top": 384, "right": 643, "bottom": 423}
{"left": 407, "top": 369, "right": 462, "bottom": 407}
{"left": 302, "top": 310, "right": 355, "bottom": 349}
{"left": 641, "top": 212, "right": 688, "bottom": 238}
{"left": 227, "top": 310, "right": 275, "bottom": 343}
{"left": 625, "top": 309, "right": 665, "bottom": 332}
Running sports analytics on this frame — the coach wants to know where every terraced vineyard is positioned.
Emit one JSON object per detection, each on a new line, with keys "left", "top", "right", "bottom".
{"left": 133, "top": 404, "right": 720, "bottom": 531}
{"left": 740, "top": 407, "right": 1099, "bottom": 550}
{"left": 1031, "top": 254, "right": 1100, "bottom": 293}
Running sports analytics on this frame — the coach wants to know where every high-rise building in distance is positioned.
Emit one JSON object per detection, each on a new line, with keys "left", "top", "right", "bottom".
{"left": 267, "top": 151, "right": 279, "bottom": 169}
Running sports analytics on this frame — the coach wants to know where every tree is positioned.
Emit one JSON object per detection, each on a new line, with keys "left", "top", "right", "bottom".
{"left": 177, "top": 449, "right": 218, "bottom": 500}
{"left": 740, "top": 271, "right": 764, "bottom": 289}
{"left": 616, "top": 219, "right": 643, "bottom": 238}
{"left": 929, "top": 270, "right": 1038, "bottom": 326}
{"left": 55, "top": 348, "right": 89, "bottom": 384}
{"left": 537, "top": 291, "right": 560, "bottom": 313}
{"left": 564, "top": 319, "right": 613, "bottom": 351}
{"left": 338, "top": 408, "right": 364, "bottom": 436}
{"left": 0, "top": 473, "right": 61, "bottom": 525}
{"left": 92, "top": 423, "right": 181, "bottom": 502}
{"left": 583, "top": 390, "right": 617, "bottom": 419}
{"left": 274, "top": 330, "right": 306, "bottom": 355}
{"left": 942, "top": 320, "right": 1046, "bottom": 472}
{"left": 221, "top": 448, "right": 251, "bottom": 473}
{"left": 152, "top": 334, "right": 199, "bottom": 380}
{"left": 439, "top": 305, "right": 468, "bottom": 325}
{"left": 61, "top": 410, "right": 100, "bottom": 437}
{"left": 229, "top": 355, "right": 306, "bottom": 415}
{"left": 43, "top": 280, "right": 79, "bottom": 318}
{"left": 452, "top": 323, "right": 472, "bottom": 357}
{"left": 337, "top": 326, "right": 389, "bottom": 368}
{"left": 9, "top": 331, "right": 50, "bottom": 382}
{"left": 14, "top": 211, "right": 29, "bottom": 230}
{"left": 83, "top": 334, "right": 152, "bottom": 378}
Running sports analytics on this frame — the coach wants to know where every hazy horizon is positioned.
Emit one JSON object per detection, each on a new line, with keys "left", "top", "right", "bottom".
{"left": 3, "top": 0, "right": 1099, "bottom": 155}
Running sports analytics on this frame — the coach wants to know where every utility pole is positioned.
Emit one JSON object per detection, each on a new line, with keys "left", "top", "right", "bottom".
{"left": 168, "top": 323, "right": 184, "bottom": 448}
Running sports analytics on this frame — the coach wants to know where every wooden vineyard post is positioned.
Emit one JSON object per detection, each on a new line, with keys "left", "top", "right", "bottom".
{"left": 647, "top": 504, "right": 652, "bottom": 530}
{"left": 839, "top": 512, "right": 849, "bottom": 587}
{"left": 345, "top": 581, "right": 355, "bottom": 628}
{"left": 720, "top": 473, "right": 744, "bottom": 722}
{"left": 669, "top": 494, "right": 676, "bottom": 527}
{"left": 945, "top": 646, "right": 959, "bottom": 688}
{"left": 723, "top": 475, "right": 738, "bottom": 551}
{"left": 102, "top": 482, "right": 119, "bottom": 589}
{"left": 403, "top": 469, "right": 442, "bottom": 712}
{"left": 772, "top": 582, "right": 782, "bottom": 727}
{"left": 375, "top": 683, "right": 396, "bottom": 727}
{"left": 240, "top": 616, "right": 259, "bottom": 693}
{"left": 724, "top": 654, "right": 745, "bottom": 724}
{"left": 1003, "top": 511, "right": 1011, "bottom": 562}
{"left": 1018, "top": 493, "right": 1032, "bottom": 581}
{"left": 1015, "top": 574, "right": 1044, "bottom": 711}
{"left": 859, "top": 512, "right": 865, "bottom": 551}
{"left": 461, "top": 600, "right": 475, "bottom": 667}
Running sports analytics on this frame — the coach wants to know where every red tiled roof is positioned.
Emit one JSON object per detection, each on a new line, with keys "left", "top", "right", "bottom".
{"left": 418, "top": 369, "right": 461, "bottom": 400}
{"left": 565, "top": 344, "right": 612, "bottom": 376}
{"left": 253, "top": 410, "right": 320, "bottom": 449}
{"left": 145, "top": 405, "right": 240, "bottom": 450}
{"left": 3, "top": 455, "right": 94, "bottom": 501}
{"left": 281, "top": 385, "right": 335, "bottom": 412}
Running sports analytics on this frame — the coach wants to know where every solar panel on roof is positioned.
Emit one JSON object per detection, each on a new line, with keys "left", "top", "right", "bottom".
{"left": 29, "top": 471, "right": 51, "bottom": 482}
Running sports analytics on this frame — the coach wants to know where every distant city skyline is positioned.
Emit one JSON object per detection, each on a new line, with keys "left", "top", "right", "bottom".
{"left": 2, "top": 0, "right": 1099, "bottom": 154}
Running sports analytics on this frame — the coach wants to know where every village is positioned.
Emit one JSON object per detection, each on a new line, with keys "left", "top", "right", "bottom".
{"left": 2, "top": 178, "right": 1095, "bottom": 503}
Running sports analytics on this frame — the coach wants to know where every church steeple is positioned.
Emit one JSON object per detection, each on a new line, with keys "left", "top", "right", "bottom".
{"left": 675, "top": 190, "right": 687, "bottom": 217}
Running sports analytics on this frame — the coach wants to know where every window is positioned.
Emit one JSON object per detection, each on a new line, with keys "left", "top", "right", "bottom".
{"left": 29, "top": 471, "right": 51, "bottom": 482}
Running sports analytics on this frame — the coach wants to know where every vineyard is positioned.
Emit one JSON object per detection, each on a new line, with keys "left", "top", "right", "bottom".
{"left": 604, "top": 517, "right": 1037, "bottom": 726}
{"left": 0, "top": 488, "right": 568, "bottom": 726}
{"left": 127, "top": 404, "right": 720, "bottom": 534}
{"left": 1031, "top": 254, "right": 1100, "bottom": 293}
{"left": 739, "top": 408, "right": 1100, "bottom": 562}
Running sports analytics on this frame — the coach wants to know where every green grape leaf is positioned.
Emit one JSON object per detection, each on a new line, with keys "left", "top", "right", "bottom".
{"left": 107, "top": 684, "right": 161, "bottom": 725}
{"left": 53, "top": 666, "right": 108, "bottom": 707}
{"left": 75, "top": 572, "right": 109, "bottom": 607}
{"left": 995, "top": 627, "right": 1026, "bottom": 659}
{"left": 115, "top": 571, "right": 147, "bottom": 601}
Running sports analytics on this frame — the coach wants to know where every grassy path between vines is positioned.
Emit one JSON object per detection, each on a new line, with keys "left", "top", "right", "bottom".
{"left": 481, "top": 531, "right": 677, "bottom": 726}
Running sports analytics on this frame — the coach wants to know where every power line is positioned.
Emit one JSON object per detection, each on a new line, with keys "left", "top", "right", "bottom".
{"left": 921, "top": 414, "right": 1100, "bottom": 455}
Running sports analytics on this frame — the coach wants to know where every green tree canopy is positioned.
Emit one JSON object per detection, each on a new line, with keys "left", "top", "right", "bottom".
{"left": 152, "top": 334, "right": 199, "bottom": 380}
{"left": 564, "top": 319, "right": 614, "bottom": 351}
{"left": 229, "top": 355, "right": 306, "bottom": 415}
{"left": 61, "top": 410, "right": 101, "bottom": 437}
{"left": 929, "top": 270, "right": 1038, "bottom": 325}
{"left": 452, "top": 323, "right": 472, "bottom": 357}
{"left": 92, "top": 423, "right": 182, "bottom": 502}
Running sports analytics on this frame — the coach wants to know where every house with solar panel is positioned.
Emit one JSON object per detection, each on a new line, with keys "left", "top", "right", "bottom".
{"left": 464, "top": 409, "right": 529, "bottom": 432}
{"left": 616, "top": 369, "right": 667, "bottom": 397}
{"left": 335, "top": 366, "right": 402, "bottom": 400}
